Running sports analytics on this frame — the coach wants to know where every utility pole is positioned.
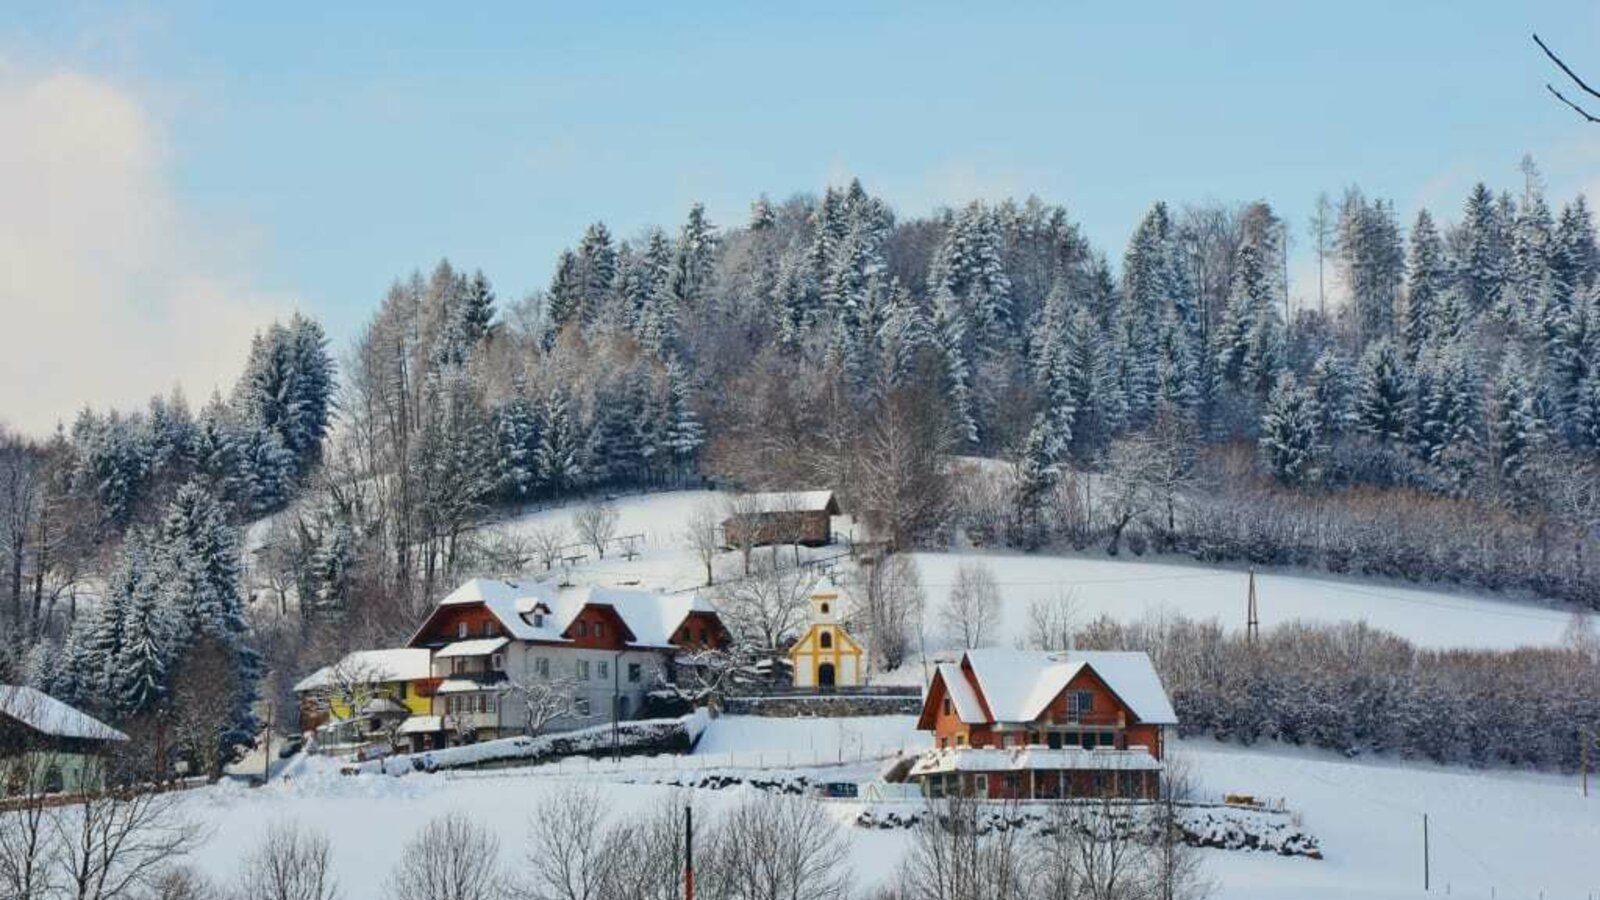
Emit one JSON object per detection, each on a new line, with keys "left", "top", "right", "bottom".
{"left": 684, "top": 804, "right": 695, "bottom": 900}
{"left": 1583, "top": 724, "right": 1591, "bottom": 798}
{"left": 1423, "top": 813, "right": 1431, "bottom": 892}
{"left": 262, "top": 701, "right": 274, "bottom": 785}
{"left": 1246, "top": 570, "right": 1260, "bottom": 643}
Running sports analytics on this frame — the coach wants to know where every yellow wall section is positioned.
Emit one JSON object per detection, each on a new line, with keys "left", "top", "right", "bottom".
{"left": 326, "top": 680, "right": 431, "bottom": 721}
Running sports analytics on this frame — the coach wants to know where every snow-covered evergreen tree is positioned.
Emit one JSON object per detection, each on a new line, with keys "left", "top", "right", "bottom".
{"left": 544, "top": 249, "right": 584, "bottom": 347}
{"left": 1214, "top": 238, "right": 1282, "bottom": 398}
{"left": 1405, "top": 209, "right": 1447, "bottom": 360}
{"left": 1259, "top": 373, "right": 1321, "bottom": 485}
{"left": 663, "top": 357, "right": 705, "bottom": 476}
{"left": 1354, "top": 338, "right": 1410, "bottom": 444}
{"left": 1012, "top": 413, "right": 1060, "bottom": 549}
{"left": 1060, "top": 307, "right": 1123, "bottom": 458}
{"left": 1488, "top": 345, "right": 1543, "bottom": 481}
{"left": 493, "top": 379, "right": 540, "bottom": 500}
{"left": 928, "top": 201, "right": 1013, "bottom": 357}
{"left": 1455, "top": 183, "right": 1508, "bottom": 317}
{"left": 535, "top": 387, "right": 583, "bottom": 493}
{"left": 1306, "top": 348, "right": 1355, "bottom": 438}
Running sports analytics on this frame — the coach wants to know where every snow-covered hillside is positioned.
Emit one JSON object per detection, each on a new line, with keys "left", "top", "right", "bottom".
{"left": 463, "top": 490, "right": 1577, "bottom": 652}
{"left": 182, "top": 716, "right": 1598, "bottom": 900}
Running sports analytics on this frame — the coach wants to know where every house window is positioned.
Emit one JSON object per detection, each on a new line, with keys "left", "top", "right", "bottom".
{"left": 574, "top": 697, "right": 591, "bottom": 716}
{"left": 536, "top": 657, "right": 550, "bottom": 679}
{"left": 483, "top": 620, "right": 496, "bottom": 637}
{"left": 1073, "top": 691, "right": 1094, "bottom": 717}
{"left": 577, "top": 660, "right": 591, "bottom": 680}
{"left": 820, "top": 632, "right": 833, "bottom": 649}
{"left": 955, "top": 733, "right": 968, "bottom": 747}
{"left": 1004, "top": 774, "right": 1020, "bottom": 795}
{"left": 533, "top": 612, "right": 545, "bottom": 627}
{"left": 395, "top": 682, "right": 408, "bottom": 700}
{"left": 458, "top": 622, "right": 469, "bottom": 639}
{"left": 595, "top": 622, "right": 605, "bottom": 638}
{"left": 577, "top": 622, "right": 589, "bottom": 638}
{"left": 820, "top": 603, "right": 829, "bottom": 615}
{"left": 974, "top": 774, "right": 988, "bottom": 796}
{"left": 490, "top": 653, "right": 505, "bottom": 672}
{"left": 598, "top": 661, "right": 610, "bottom": 680}
{"left": 942, "top": 698, "right": 953, "bottom": 716}
{"left": 628, "top": 663, "right": 642, "bottom": 684}
{"left": 698, "top": 627, "right": 708, "bottom": 643}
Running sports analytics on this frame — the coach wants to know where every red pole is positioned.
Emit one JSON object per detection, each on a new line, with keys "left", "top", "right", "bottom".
{"left": 684, "top": 804, "right": 694, "bottom": 900}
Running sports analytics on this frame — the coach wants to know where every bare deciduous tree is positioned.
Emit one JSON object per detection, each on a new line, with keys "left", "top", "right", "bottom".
{"left": 51, "top": 780, "right": 207, "bottom": 900}
{"left": 938, "top": 562, "right": 1001, "bottom": 650}
{"left": 1024, "top": 592, "right": 1077, "bottom": 653}
{"left": 700, "top": 794, "right": 851, "bottom": 900}
{"left": 527, "top": 524, "right": 568, "bottom": 572}
{"left": 169, "top": 635, "right": 243, "bottom": 782}
{"left": 521, "top": 785, "right": 614, "bottom": 900}
{"left": 683, "top": 501, "right": 722, "bottom": 587}
{"left": 722, "top": 493, "right": 765, "bottom": 576}
{"left": 386, "top": 813, "right": 505, "bottom": 900}
{"left": 717, "top": 557, "right": 812, "bottom": 649}
{"left": 572, "top": 501, "right": 620, "bottom": 559}
{"left": 504, "top": 670, "right": 578, "bottom": 736}
{"left": 233, "top": 822, "right": 339, "bottom": 900}
{"left": 854, "top": 554, "right": 924, "bottom": 673}
{"left": 1535, "top": 33, "right": 1600, "bottom": 123}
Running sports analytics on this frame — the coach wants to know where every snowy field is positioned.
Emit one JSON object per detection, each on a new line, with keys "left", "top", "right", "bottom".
{"left": 183, "top": 715, "right": 1599, "bottom": 900}
{"left": 462, "top": 489, "right": 1577, "bottom": 652}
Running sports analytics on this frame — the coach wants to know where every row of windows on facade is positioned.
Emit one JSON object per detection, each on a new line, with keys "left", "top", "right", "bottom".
{"left": 441, "top": 654, "right": 647, "bottom": 684}
{"left": 937, "top": 730, "right": 1120, "bottom": 751}
{"left": 925, "top": 770, "right": 1152, "bottom": 799}
{"left": 443, "top": 692, "right": 628, "bottom": 719}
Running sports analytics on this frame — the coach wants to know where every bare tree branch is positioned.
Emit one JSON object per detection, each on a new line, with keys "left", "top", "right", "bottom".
{"left": 1535, "top": 33, "right": 1600, "bottom": 122}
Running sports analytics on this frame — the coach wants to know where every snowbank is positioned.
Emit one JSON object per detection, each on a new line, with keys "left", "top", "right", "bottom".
{"left": 357, "top": 710, "right": 709, "bottom": 775}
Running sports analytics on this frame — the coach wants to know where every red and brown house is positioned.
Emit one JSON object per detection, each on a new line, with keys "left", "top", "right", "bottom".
{"left": 911, "top": 648, "right": 1178, "bottom": 801}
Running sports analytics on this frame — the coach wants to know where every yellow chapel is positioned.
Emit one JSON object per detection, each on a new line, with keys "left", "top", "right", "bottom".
{"left": 789, "top": 578, "right": 864, "bottom": 688}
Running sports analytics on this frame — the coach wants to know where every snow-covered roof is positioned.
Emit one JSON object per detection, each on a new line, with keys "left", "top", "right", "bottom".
{"left": 396, "top": 716, "right": 444, "bottom": 735}
{"left": 908, "top": 746, "right": 1164, "bottom": 778}
{"left": 360, "top": 697, "right": 409, "bottom": 716}
{"left": 435, "top": 638, "right": 509, "bottom": 659}
{"left": 934, "top": 663, "right": 988, "bottom": 724}
{"left": 742, "top": 491, "right": 837, "bottom": 513}
{"left": 958, "top": 648, "right": 1177, "bottom": 726}
{"left": 294, "top": 648, "right": 433, "bottom": 693}
{"left": 0, "top": 686, "right": 127, "bottom": 742}
{"left": 420, "top": 578, "right": 717, "bottom": 650}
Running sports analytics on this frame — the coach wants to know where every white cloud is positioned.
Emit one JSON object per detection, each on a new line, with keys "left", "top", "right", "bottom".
{"left": 0, "top": 61, "right": 290, "bottom": 436}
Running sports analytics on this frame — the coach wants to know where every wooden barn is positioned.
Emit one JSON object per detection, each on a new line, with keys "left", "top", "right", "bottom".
{"left": 721, "top": 491, "right": 840, "bottom": 548}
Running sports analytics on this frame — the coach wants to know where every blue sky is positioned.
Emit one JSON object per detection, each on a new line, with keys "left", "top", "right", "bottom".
{"left": 2, "top": 1, "right": 1598, "bottom": 429}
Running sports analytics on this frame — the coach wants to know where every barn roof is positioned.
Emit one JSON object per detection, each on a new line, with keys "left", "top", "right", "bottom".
{"left": 0, "top": 686, "right": 127, "bottom": 742}
{"left": 741, "top": 491, "right": 839, "bottom": 513}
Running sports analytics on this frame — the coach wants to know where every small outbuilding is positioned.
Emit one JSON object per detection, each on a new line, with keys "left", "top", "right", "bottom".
{"left": 789, "top": 579, "right": 864, "bottom": 689}
{"left": 0, "top": 686, "right": 128, "bottom": 795}
{"left": 722, "top": 491, "right": 840, "bottom": 548}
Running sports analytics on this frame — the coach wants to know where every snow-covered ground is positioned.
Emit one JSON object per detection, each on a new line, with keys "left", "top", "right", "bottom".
{"left": 458, "top": 489, "right": 1578, "bottom": 653}
{"left": 177, "top": 715, "right": 1598, "bottom": 899}
{"left": 907, "top": 551, "right": 1577, "bottom": 653}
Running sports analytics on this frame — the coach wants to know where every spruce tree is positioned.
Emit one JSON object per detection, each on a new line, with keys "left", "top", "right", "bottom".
{"left": 535, "top": 387, "right": 583, "bottom": 493}
{"left": 1456, "top": 183, "right": 1507, "bottom": 316}
{"left": 544, "top": 249, "right": 584, "bottom": 347}
{"left": 1488, "top": 345, "right": 1543, "bottom": 480}
{"left": 1354, "top": 338, "right": 1410, "bottom": 444}
{"left": 1405, "top": 210, "right": 1447, "bottom": 361}
{"left": 1012, "top": 414, "right": 1060, "bottom": 549}
{"left": 663, "top": 357, "right": 705, "bottom": 476}
{"left": 1259, "top": 373, "right": 1321, "bottom": 485}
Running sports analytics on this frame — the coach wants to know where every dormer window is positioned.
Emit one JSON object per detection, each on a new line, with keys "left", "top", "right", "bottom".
{"left": 532, "top": 612, "right": 544, "bottom": 627}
